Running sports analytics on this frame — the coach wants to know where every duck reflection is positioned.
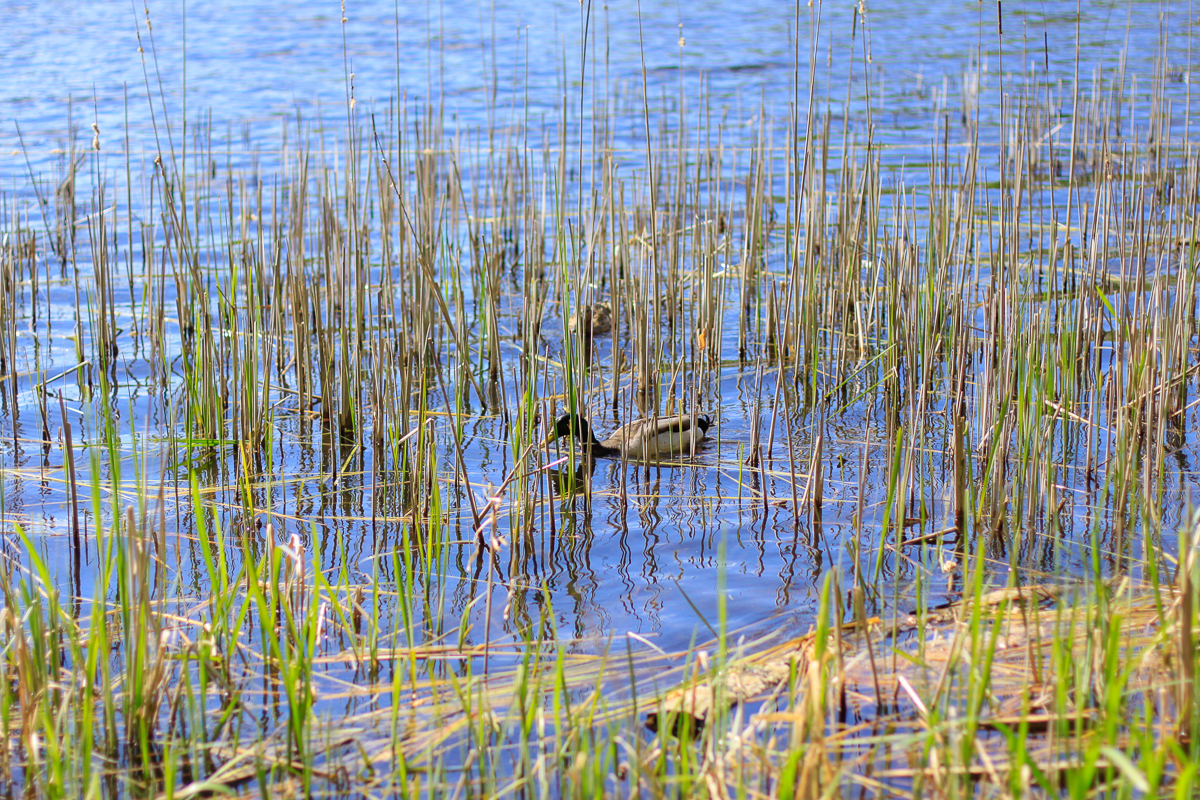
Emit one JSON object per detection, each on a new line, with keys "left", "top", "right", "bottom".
{"left": 547, "top": 455, "right": 598, "bottom": 498}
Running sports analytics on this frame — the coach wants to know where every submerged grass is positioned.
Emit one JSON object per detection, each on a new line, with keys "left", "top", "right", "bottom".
{"left": 3, "top": 517, "right": 1197, "bottom": 797}
{"left": 2, "top": 0, "right": 1200, "bottom": 796}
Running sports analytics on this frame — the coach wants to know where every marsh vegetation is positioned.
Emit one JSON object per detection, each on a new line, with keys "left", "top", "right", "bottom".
{"left": 2, "top": 0, "right": 1200, "bottom": 796}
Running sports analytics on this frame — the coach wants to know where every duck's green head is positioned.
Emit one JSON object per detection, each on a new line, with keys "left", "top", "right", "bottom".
{"left": 544, "top": 412, "right": 592, "bottom": 446}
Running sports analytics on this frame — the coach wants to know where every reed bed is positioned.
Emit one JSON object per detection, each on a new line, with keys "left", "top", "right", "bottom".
{"left": 1, "top": 1, "right": 1199, "bottom": 796}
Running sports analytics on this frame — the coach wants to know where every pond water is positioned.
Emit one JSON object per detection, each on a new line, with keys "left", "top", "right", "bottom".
{"left": 1, "top": 0, "right": 1199, "bottom": 731}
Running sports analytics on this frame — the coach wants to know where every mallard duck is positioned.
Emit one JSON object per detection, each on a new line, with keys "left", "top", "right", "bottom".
{"left": 544, "top": 411, "right": 712, "bottom": 460}
{"left": 568, "top": 302, "right": 613, "bottom": 337}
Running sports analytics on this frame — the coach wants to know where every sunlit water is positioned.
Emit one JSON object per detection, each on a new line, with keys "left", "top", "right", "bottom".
{"left": 2, "top": 0, "right": 1198, "bottom": 678}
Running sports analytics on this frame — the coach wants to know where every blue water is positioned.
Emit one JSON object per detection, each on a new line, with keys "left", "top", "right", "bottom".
{"left": 1, "top": 0, "right": 1196, "bottom": 685}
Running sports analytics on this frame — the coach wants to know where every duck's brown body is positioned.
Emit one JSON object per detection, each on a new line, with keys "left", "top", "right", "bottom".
{"left": 568, "top": 302, "right": 613, "bottom": 337}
